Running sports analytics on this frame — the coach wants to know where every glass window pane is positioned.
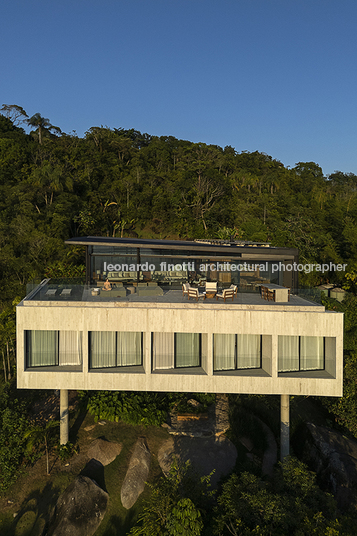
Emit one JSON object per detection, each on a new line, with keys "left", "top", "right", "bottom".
{"left": 152, "top": 333, "right": 174, "bottom": 369}
{"left": 278, "top": 336, "right": 299, "bottom": 372}
{"left": 300, "top": 336, "right": 324, "bottom": 370}
{"left": 175, "top": 333, "right": 200, "bottom": 368}
{"left": 27, "top": 330, "right": 58, "bottom": 367}
{"left": 237, "top": 335, "right": 261, "bottom": 369}
{"left": 90, "top": 332, "right": 116, "bottom": 368}
{"left": 214, "top": 334, "right": 235, "bottom": 370}
{"left": 117, "top": 332, "right": 142, "bottom": 366}
{"left": 59, "top": 331, "right": 82, "bottom": 366}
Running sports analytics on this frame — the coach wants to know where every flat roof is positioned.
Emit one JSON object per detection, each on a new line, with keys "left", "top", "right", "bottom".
{"left": 65, "top": 236, "right": 298, "bottom": 256}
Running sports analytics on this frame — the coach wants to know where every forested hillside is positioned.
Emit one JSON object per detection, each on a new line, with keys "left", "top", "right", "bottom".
{"left": 1, "top": 106, "right": 357, "bottom": 304}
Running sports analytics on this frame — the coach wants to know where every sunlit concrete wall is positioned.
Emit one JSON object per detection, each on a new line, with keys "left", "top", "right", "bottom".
{"left": 17, "top": 300, "right": 343, "bottom": 397}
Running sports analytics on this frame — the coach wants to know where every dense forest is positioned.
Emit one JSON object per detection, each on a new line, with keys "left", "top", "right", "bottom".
{"left": 2, "top": 104, "right": 357, "bottom": 533}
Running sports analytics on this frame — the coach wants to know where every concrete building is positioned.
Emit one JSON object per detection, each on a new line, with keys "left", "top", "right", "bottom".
{"left": 17, "top": 237, "right": 343, "bottom": 457}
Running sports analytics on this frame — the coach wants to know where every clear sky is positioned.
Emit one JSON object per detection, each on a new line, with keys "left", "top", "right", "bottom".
{"left": 1, "top": 0, "right": 356, "bottom": 176}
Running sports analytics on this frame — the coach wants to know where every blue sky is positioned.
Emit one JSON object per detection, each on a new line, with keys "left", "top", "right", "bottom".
{"left": 1, "top": 0, "right": 356, "bottom": 176}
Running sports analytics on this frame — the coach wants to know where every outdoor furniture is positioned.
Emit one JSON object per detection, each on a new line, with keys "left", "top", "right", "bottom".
{"left": 216, "top": 288, "right": 235, "bottom": 302}
{"left": 261, "top": 284, "right": 288, "bottom": 303}
{"left": 182, "top": 283, "right": 191, "bottom": 296}
{"left": 45, "top": 288, "right": 57, "bottom": 297}
{"left": 205, "top": 282, "right": 217, "bottom": 292}
{"left": 187, "top": 288, "right": 206, "bottom": 301}
{"left": 60, "top": 288, "right": 72, "bottom": 297}
{"left": 229, "top": 284, "right": 238, "bottom": 296}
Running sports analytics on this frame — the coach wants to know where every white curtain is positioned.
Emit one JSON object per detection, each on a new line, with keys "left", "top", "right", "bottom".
{"left": 300, "top": 336, "right": 324, "bottom": 370}
{"left": 175, "top": 333, "right": 200, "bottom": 368}
{"left": 117, "top": 332, "right": 142, "bottom": 366}
{"left": 59, "top": 331, "right": 82, "bottom": 366}
{"left": 152, "top": 332, "right": 174, "bottom": 369}
{"left": 90, "top": 331, "right": 116, "bottom": 368}
{"left": 214, "top": 334, "right": 235, "bottom": 370}
{"left": 27, "top": 330, "right": 58, "bottom": 367}
{"left": 278, "top": 336, "right": 299, "bottom": 372}
{"left": 237, "top": 334, "right": 261, "bottom": 369}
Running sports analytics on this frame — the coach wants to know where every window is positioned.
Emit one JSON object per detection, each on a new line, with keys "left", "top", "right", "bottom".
{"left": 213, "top": 334, "right": 261, "bottom": 371}
{"left": 278, "top": 336, "right": 324, "bottom": 372}
{"left": 26, "top": 330, "right": 82, "bottom": 367}
{"left": 152, "top": 332, "right": 201, "bottom": 370}
{"left": 89, "top": 331, "right": 142, "bottom": 369}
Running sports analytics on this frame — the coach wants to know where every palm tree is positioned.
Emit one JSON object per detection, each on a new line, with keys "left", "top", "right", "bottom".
{"left": 24, "top": 420, "right": 59, "bottom": 475}
{"left": 27, "top": 113, "right": 61, "bottom": 144}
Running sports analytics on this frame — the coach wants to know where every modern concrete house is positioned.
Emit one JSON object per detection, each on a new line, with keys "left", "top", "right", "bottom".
{"left": 16, "top": 237, "right": 343, "bottom": 458}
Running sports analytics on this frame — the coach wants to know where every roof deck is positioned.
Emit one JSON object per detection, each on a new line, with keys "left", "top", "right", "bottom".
{"left": 24, "top": 280, "right": 324, "bottom": 311}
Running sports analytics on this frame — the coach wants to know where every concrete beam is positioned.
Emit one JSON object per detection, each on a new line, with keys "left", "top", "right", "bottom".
{"left": 60, "top": 389, "right": 69, "bottom": 445}
{"left": 280, "top": 394, "right": 289, "bottom": 461}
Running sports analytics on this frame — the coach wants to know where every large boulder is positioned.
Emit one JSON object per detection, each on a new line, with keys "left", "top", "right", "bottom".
{"left": 121, "top": 437, "right": 151, "bottom": 509}
{"left": 297, "top": 422, "right": 357, "bottom": 510}
{"left": 158, "top": 435, "right": 237, "bottom": 488}
{"left": 46, "top": 475, "right": 108, "bottom": 536}
{"left": 87, "top": 438, "right": 122, "bottom": 466}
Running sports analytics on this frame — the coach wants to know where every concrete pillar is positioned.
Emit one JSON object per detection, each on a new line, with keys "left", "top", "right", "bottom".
{"left": 280, "top": 394, "right": 290, "bottom": 462}
{"left": 60, "top": 389, "right": 69, "bottom": 445}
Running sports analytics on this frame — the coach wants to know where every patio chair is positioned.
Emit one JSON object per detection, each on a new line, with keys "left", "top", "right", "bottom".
{"left": 187, "top": 288, "right": 206, "bottom": 301}
{"left": 267, "top": 289, "right": 275, "bottom": 301}
{"left": 216, "top": 288, "right": 235, "bottom": 302}
{"left": 205, "top": 282, "right": 217, "bottom": 292}
{"left": 182, "top": 282, "right": 191, "bottom": 296}
{"left": 229, "top": 284, "right": 238, "bottom": 296}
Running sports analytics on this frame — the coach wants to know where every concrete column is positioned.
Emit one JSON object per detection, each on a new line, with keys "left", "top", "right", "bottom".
{"left": 60, "top": 389, "right": 69, "bottom": 445}
{"left": 280, "top": 394, "right": 289, "bottom": 462}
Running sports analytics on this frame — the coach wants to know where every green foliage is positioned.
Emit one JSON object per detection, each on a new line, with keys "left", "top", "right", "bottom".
{"left": 24, "top": 420, "right": 59, "bottom": 475}
{"left": 0, "top": 381, "right": 31, "bottom": 493}
{"left": 213, "top": 458, "right": 343, "bottom": 536}
{"left": 82, "top": 391, "right": 216, "bottom": 426}
{"left": 167, "top": 498, "right": 203, "bottom": 536}
{"left": 56, "top": 441, "right": 79, "bottom": 462}
{"left": 130, "top": 460, "right": 213, "bottom": 536}
{"left": 83, "top": 391, "right": 169, "bottom": 426}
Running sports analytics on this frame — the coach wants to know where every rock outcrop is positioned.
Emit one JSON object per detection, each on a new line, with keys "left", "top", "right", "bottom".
{"left": 158, "top": 435, "right": 237, "bottom": 488}
{"left": 298, "top": 422, "right": 357, "bottom": 510}
{"left": 46, "top": 475, "right": 108, "bottom": 536}
{"left": 87, "top": 438, "right": 122, "bottom": 466}
{"left": 121, "top": 437, "right": 151, "bottom": 509}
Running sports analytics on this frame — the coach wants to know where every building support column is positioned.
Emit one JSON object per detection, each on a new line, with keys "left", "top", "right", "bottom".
{"left": 280, "top": 394, "right": 289, "bottom": 462}
{"left": 60, "top": 389, "right": 69, "bottom": 445}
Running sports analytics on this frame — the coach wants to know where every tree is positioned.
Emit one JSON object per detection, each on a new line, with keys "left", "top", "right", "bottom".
{"left": 27, "top": 113, "right": 61, "bottom": 144}
{"left": 0, "top": 104, "right": 28, "bottom": 126}
{"left": 130, "top": 460, "right": 214, "bottom": 535}
{"left": 213, "top": 458, "right": 341, "bottom": 536}
{"left": 24, "top": 420, "right": 59, "bottom": 475}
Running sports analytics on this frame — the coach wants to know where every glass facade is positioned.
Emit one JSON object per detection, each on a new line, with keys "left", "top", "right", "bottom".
{"left": 26, "top": 331, "right": 82, "bottom": 367}
{"left": 89, "top": 244, "right": 284, "bottom": 290}
{"left": 89, "top": 331, "right": 142, "bottom": 368}
{"left": 213, "top": 334, "right": 261, "bottom": 371}
{"left": 152, "top": 332, "right": 201, "bottom": 369}
{"left": 278, "top": 336, "right": 324, "bottom": 372}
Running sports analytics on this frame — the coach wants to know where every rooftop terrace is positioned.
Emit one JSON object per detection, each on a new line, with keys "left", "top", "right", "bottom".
{"left": 24, "top": 280, "right": 324, "bottom": 311}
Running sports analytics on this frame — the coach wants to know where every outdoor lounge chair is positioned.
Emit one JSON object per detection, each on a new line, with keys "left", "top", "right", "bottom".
{"left": 187, "top": 288, "right": 206, "bottom": 301}
{"left": 182, "top": 282, "right": 191, "bottom": 296}
{"left": 216, "top": 288, "right": 235, "bottom": 302}
{"left": 60, "top": 288, "right": 72, "bottom": 297}
{"left": 229, "top": 284, "right": 238, "bottom": 296}
{"left": 205, "top": 281, "right": 217, "bottom": 292}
